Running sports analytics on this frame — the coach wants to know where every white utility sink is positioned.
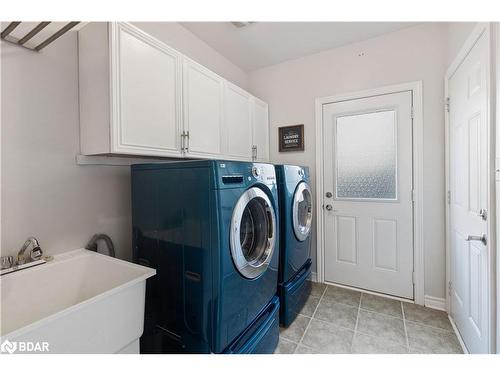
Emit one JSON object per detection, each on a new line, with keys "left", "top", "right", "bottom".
{"left": 0, "top": 249, "right": 155, "bottom": 354}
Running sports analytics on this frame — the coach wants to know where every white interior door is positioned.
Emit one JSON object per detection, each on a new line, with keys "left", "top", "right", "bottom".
{"left": 448, "top": 30, "right": 490, "bottom": 354}
{"left": 322, "top": 91, "right": 414, "bottom": 299}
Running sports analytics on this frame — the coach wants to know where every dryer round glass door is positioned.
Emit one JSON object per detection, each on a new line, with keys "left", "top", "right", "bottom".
{"left": 230, "top": 187, "right": 277, "bottom": 279}
{"left": 293, "top": 182, "right": 313, "bottom": 241}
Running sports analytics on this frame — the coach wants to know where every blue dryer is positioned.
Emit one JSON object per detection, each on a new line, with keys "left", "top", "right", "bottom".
{"left": 131, "top": 160, "right": 280, "bottom": 354}
{"left": 275, "top": 165, "right": 313, "bottom": 327}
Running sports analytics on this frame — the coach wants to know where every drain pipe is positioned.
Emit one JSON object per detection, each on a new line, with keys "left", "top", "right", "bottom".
{"left": 85, "top": 234, "right": 116, "bottom": 258}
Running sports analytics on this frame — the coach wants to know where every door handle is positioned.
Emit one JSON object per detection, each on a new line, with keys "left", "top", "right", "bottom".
{"left": 325, "top": 204, "right": 333, "bottom": 211}
{"left": 466, "top": 234, "right": 487, "bottom": 246}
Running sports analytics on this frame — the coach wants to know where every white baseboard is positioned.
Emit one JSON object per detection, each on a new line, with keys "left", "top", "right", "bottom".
{"left": 424, "top": 295, "right": 446, "bottom": 311}
{"left": 310, "top": 272, "right": 318, "bottom": 283}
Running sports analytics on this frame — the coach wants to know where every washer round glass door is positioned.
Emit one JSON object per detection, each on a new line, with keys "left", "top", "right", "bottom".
{"left": 230, "top": 187, "right": 276, "bottom": 279}
{"left": 293, "top": 182, "right": 313, "bottom": 241}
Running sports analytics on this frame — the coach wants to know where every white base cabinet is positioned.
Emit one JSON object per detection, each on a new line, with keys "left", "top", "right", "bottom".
{"left": 79, "top": 22, "right": 269, "bottom": 162}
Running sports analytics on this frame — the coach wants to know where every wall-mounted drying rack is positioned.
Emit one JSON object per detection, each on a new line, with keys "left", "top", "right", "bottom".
{"left": 1, "top": 21, "right": 81, "bottom": 51}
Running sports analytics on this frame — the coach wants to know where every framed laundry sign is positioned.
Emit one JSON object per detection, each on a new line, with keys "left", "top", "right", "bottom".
{"left": 279, "top": 124, "right": 304, "bottom": 152}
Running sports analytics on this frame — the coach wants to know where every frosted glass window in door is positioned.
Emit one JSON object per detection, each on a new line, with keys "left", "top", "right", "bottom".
{"left": 335, "top": 110, "right": 397, "bottom": 200}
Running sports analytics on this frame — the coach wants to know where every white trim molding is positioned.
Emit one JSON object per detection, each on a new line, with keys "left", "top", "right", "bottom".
{"left": 310, "top": 271, "right": 318, "bottom": 283}
{"left": 424, "top": 295, "right": 446, "bottom": 312}
{"left": 495, "top": 22, "right": 500, "bottom": 355}
{"left": 314, "top": 81, "right": 425, "bottom": 305}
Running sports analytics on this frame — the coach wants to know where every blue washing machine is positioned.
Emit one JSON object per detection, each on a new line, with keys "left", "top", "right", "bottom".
{"left": 131, "top": 160, "right": 280, "bottom": 354}
{"left": 275, "top": 165, "right": 313, "bottom": 327}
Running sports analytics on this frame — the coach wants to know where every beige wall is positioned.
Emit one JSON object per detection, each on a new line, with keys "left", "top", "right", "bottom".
{"left": 0, "top": 22, "right": 249, "bottom": 259}
{"left": 446, "top": 22, "right": 477, "bottom": 65}
{"left": 248, "top": 23, "right": 449, "bottom": 299}
{"left": 132, "top": 22, "right": 248, "bottom": 89}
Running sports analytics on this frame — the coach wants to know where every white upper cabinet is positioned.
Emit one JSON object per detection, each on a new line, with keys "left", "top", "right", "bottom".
{"left": 223, "top": 82, "right": 253, "bottom": 160}
{"left": 183, "top": 59, "right": 224, "bottom": 157}
{"left": 114, "top": 23, "right": 182, "bottom": 155}
{"left": 251, "top": 97, "right": 270, "bottom": 162}
{"left": 79, "top": 22, "right": 269, "bottom": 162}
{"left": 79, "top": 22, "right": 183, "bottom": 157}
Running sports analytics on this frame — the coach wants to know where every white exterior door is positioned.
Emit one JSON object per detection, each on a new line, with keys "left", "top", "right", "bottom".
{"left": 183, "top": 58, "right": 224, "bottom": 157}
{"left": 322, "top": 91, "right": 414, "bottom": 299}
{"left": 223, "top": 82, "right": 253, "bottom": 160}
{"left": 448, "top": 30, "right": 490, "bottom": 354}
{"left": 113, "top": 23, "right": 182, "bottom": 156}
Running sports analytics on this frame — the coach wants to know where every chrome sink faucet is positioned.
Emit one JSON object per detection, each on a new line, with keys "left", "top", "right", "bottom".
{"left": 1, "top": 237, "right": 46, "bottom": 275}
{"left": 17, "top": 236, "right": 43, "bottom": 263}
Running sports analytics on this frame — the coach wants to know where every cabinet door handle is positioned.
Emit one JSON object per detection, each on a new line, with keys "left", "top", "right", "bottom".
{"left": 181, "top": 131, "right": 186, "bottom": 152}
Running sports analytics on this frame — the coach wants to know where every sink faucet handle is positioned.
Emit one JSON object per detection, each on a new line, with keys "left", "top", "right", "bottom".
{"left": 30, "top": 247, "right": 43, "bottom": 260}
{"left": 1, "top": 256, "right": 14, "bottom": 270}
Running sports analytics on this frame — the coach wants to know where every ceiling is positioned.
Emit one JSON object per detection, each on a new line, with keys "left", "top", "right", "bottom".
{"left": 181, "top": 22, "right": 419, "bottom": 71}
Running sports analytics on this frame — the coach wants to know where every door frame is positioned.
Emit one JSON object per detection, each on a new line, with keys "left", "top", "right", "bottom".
{"left": 444, "top": 22, "right": 496, "bottom": 353}
{"left": 315, "top": 81, "right": 425, "bottom": 305}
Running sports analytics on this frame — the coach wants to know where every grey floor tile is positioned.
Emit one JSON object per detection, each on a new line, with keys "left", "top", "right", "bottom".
{"left": 300, "top": 295, "right": 321, "bottom": 317}
{"left": 406, "top": 321, "right": 462, "bottom": 354}
{"left": 274, "top": 338, "right": 297, "bottom": 354}
{"left": 351, "top": 332, "right": 408, "bottom": 354}
{"left": 301, "top": 319, "right": 354, "bottom": 353}
{"left": 279, "top": 314, "right": 310, "bottom": 343}
{"left": 294, "top": 345, "right": 318, "bottom": 354}
{"left": 313, "top": 298, "right": 358, "bottom": 330}
{"left": 323, "top": 285, "right": 361, "bottom": 307}
{"left": 402, "top": 302, "right": 453, "bottom": 331}
{"left": 360, "top": 293, "right": 403, "bottom": 318}
{"left": 310, "top": 282, "right": 327, "bottom": 298}
{"left": 408, "top": 346, "right": 430, "bottom": 354}
{"left": 356, "top": 309, "right": 406, "bottom": 346}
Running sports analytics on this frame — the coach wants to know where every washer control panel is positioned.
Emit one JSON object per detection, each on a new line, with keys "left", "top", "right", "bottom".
{"left": 252, "top": 166, "right": 262, "bottom": 178}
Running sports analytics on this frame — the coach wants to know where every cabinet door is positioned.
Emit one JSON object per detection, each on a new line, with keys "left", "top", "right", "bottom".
{"left": 251, "top": 97, "right": 270, "bottom": 161}
{"left": 223, "top": 82, "right": 253, "bottom": 160}
{"left": 111, "top": 23, "right": 182, "bottom": 156}
{"left": 183, "top": 59, "right": 223, "bottom": 157}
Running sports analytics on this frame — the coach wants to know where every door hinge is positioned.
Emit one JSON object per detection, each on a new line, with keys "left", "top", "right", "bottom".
{"left": 411, "top": 106, "right": 414, "bottom": 119}
{"left": 448, "top": 280, "right": 452, "bottom": 296}
{"left": 411, "top": 190, "right": 416, "bottom": 202}
{"left": 412, "top": 272, "right": 415, "bottom": 284}
{"left": 251, "top": 145, "right": 257, "bottom": 161}
{"left": 445, "top": 97, "right": 450, "bottom": 113}
{"left": 447, "top": 190, "right": 451, "bottom": 205}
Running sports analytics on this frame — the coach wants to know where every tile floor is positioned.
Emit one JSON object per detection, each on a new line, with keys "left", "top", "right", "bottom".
{"left": 275, "top": 282, "right": 463, "bottom": 354}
